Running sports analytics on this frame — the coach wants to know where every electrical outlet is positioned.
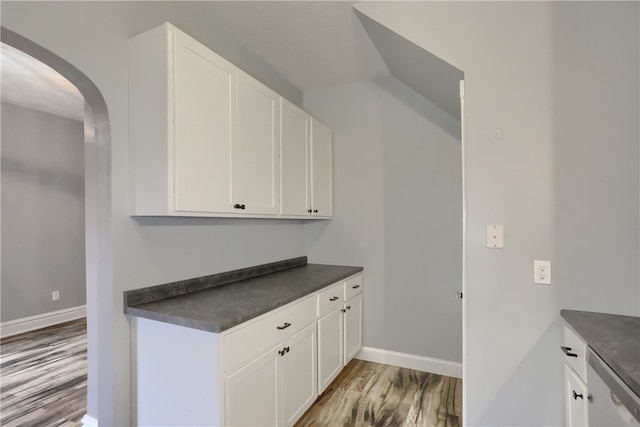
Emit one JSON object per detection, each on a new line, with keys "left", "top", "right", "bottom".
{"left": 52, "top": 291, "right": 60, "bottom": 301}
{"left": 534, "top": 260, "right": 551, "bottom": 285}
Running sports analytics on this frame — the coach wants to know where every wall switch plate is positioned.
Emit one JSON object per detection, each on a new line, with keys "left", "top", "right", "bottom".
{"left": 534, "top": 260, "right": 551, "bottom": 285}
{"left": 52, "top": 291, "right": 60, "bottom": 301}
{"left": 486, "top": 224, "right": 504, "bottom": 248}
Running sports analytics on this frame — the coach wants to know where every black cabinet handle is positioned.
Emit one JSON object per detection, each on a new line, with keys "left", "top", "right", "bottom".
{"left": 561, "top": 346, "right": 578, "bottom": 357}
{"left": 352, "top": 284, "right": 361, "bottom": 289}
{"left": 330, "top": 296, "right": 339, "bottom": 301}
{"left": 234, "top": 204, "right": 246, "bottom": 210}
{"left": 277, "top": 322, "right": 291, "bottom": 330}
{"left": 285, "top": 346, "right": 290, "bottom": 353}
{"left": 307, "top": 209, "right": 312, "bottom": 213}
{"left": 341, "top": 308, "right": 347, "bottom": 313}
{"left": 278, "top": 349, "right": 285, "bottom": 356}
{"left": 573, "top": 390, "right": 583, "bottom": 400}
{"left": 346, "top": 305, "right": 351, "bottom": 310}
{"left": 313, "top": 209, "right": 318, "bottom": 213}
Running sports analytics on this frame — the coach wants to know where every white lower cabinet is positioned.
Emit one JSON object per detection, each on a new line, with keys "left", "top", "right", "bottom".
{"left": 344, "top": 293, "right": 363, "bottom": 365}
{"left": 318, "top": 306, "right": 344, "bottom": 394}
{"left": 133, "top": 272, "right": 362, "bottom": 426}
{"left": 226, "top": 323, "right": 317, "bottom": 427}
{"left": 280, "top": 324, "right": 317, "bottom": 425}
{"left": 565, "top": 363, "right": 588, "bottom": 427}
{"left": 317, "top": 275, "right": 363, "bottom": 394}
{"left": 562, "top": 326, "right": 588, "bottom": 427}
{"left": 226, "top": 347, "right": 279, "bottom": 427}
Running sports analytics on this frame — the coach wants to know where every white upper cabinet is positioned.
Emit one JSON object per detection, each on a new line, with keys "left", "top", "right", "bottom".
{"left": 233, "top": 70, "right": 280, "bottom": 215}
{"left": 280, "top": 99, "right": 333, "bottom": 218}
{"left": 129, "top": 23, "right": 330, "bottom": 218}
{"left": 173, "top": 29, "right": 236, "bottom": 214}
{"left": 130, "top": 23, "right": 236, "bottom": 216}
{"left": 310, "top": 119, "right": 333, "bottom": 217}
{"left": 280, "top": 98, "right": 310, "bottom": 216}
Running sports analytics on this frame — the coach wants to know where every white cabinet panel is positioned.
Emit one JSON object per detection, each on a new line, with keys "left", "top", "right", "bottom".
{"left": 224, "top": 295, "right": 316, "bottom": 373}
{"left": 562, "top": 326, "right": 589, "bottom": 427}
{"left": 344, "top": 293, "right": 363, "bottom": 365}
{"left": 130, "top": 23, "right": 238, "bottom": 216}
{"left": 173, "top": 30, "right": 235, "bottom": 213}
{"left": 310, "top": 119, "right": 333, "bottom": 217}
{"left": 280, "top": 98, "right": 310, "bottom": 216}
{"left": 280, "top": 100, "right": 333, "bottom": 218}
{"left": 281, "top": 323, "right": 317, "bottom": 426}
{"left": 318, "top": 308, "right": 343, "bottom": 394}
{"left": 234, "top": 70, "right": 279, "bottom": 214}
{"left": 225, "top": 347, "right": 279, "bottom": 427}
{"left": 565, "top": 363, "right": 588, "bottom": 427}
{"left": 317, "top": 283, "right": 343, "bottom": 318}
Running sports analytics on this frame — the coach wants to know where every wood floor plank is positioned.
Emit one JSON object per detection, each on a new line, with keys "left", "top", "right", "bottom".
{"left": 0, "top": 319, "right": 87, "bottom": 427}
{"left": 295, "top": 360, "right": 462, "bottom": 427}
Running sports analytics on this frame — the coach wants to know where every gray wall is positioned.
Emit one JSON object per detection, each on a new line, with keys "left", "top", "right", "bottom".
{"left": 1, "top": 3, "right": 305, "bottom": 424}
{"left": 356, "top": 2, "right": 640, "bottom": 425}
{"left": 304, "top": 75, "right": 463, "bottom": 363}
{"left": 1, "top": 102, "right": 86, "bottom": 322}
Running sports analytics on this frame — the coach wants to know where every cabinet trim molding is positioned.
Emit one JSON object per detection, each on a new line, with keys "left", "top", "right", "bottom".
{"left": 356, "top": 346, "right": 462, "bottom": 379}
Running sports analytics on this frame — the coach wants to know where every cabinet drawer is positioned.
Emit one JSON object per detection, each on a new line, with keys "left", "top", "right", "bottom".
{"left": 563, "top": 326, "right": 587, "bottom": 381}
{"left": 344, "top": 274, "right": 363, "bottom": 301}
{"left": 224, "top": 296, "right": 316, "bottom": 373}
{"left": 317, "top": 283, "right": 343, "bottom": 317}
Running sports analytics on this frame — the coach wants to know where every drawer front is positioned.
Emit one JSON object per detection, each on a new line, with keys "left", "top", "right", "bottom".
{"left": 224, "top": 296, "right": 316, "bottom": 373}
{"left": 344, "top": 274, "right": 363, "bottom": 301}
{"left": 563, "top": 326, "right": 587, "bottom": 381}
{"left": 317, "top": 283, "right": 343, "bottom": 317}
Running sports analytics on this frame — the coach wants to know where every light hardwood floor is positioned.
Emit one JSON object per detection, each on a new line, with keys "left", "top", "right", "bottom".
{"left": 0, "top": 318, "right": 86, "bottom": 427}
{"left": 295, "top": 360, "right": 462, "bottom": 427}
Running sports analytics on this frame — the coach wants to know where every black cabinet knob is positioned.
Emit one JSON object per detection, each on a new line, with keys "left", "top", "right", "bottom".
{"left": 234, "top": 204, "right": 246, "bottom": 210}
{"left": 313, "top": 209, "right": 318, "bottom": 213}
{"left": 573, "top": 390, "right": 583, "bottom": 400}
{"left": 307, "top": 209, "right": 312, "bottom": 213}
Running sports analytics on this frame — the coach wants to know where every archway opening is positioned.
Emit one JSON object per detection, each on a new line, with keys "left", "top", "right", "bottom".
{"left": 1, "top": 26, "right": 112, "bottom": 425}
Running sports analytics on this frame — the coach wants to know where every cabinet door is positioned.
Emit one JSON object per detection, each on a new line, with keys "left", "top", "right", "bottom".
{"left": 564, "top": 364, "right": 588, "bottom": 427}
{"left": 318, "top": 308, "right": 343, "bottom": 394}
{"left": 310, "top": 119, "right": 333, "bottom": 217}
{"left": 344, "top": 293, "right": 362, "bottom": 365}
{"left": 280, "top": 323, "right": 317, "bottom": 426}
{"left": 234, "top": 70, "right": 279, "bottom": 215}
{"left": 173, "top": 30, "right": 236, "bottom": 213}
{"left": 280, "top": 98, "right": 310, "bottom": 216}
{"left": 225, "top": 347, "right": 279, "bottom": 427}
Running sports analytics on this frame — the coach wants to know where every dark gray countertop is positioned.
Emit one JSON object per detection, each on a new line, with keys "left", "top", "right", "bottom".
{"left": 561, "top": 309, "right": 640, "bottom": 397}
{"left": 125, "top": 258, "right": 363, "bottom": 333}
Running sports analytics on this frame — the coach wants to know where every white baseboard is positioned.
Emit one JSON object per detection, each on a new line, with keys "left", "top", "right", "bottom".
{"left": 81, "top": 414, "right": 98, "bottom": 427}
{"left": 356, "top": 346, "right": 462, "bottom": 379}
{"left": 0, "top": 305, "right": 86, "bottom": 338}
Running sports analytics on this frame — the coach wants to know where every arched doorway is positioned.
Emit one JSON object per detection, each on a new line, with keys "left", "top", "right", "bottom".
{"left": 1, "top": 26, "right": 111, "bottom": 426}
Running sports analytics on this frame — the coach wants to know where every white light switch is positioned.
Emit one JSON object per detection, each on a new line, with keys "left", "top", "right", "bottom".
{"left": 486, "top": 224, "right": 504, "bottom": 248}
